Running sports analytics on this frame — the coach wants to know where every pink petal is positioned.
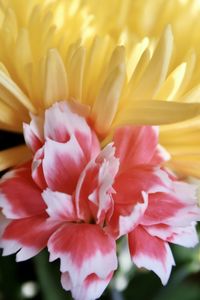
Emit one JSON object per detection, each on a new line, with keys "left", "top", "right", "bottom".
{"left": 150, "top": 144, "right": 171, "bottom": 165}
{"left": 0, "top": 211, "right": 10, "bottom": 238}
{"left": 42, "top": 189, "right": 77, "bottom": 221}
{"left": 44, "top": 101, "right": 87, "bottom": 142}
{"left": 146, "top": 223, "right": 199, "bottom": 248}
{"left": 44, "top": 102, "right": 100, "bottom": 160}
{"left": 128, "top": 225, "right": 175, "bottom": 285}
{"left": 114, "top": 167, "right": 171, "bottom": 205}
{"left": 0, "top": 164, "right": 46, "bottom": 219}
{"left": 48, "top": 223, "right": 117, "bottom": 286}
{"left": 75, "top": 144, "right": 119, "bottom": 224}
{"left": 32, "top": 147, "right": 47, "bottom": 190}
{"left": 142, "top": 182, "right": 200, "bottom": 227}
{"left": 113, "top": 126, "right": 159, "bottom": 168}
{"left": 43, "top": 136, "right": 87, "bottom": 194}
{"left": 108, "top": 192, "right": 148, "bottom": 238}
{"left": 0, "top": 214, "right": 59, "bottom": 261}
{"left": 23, "top": 114, "right": 44, "bottom": 152}
{"left": 61, "top": 272, "right": 113, "bottom": 300}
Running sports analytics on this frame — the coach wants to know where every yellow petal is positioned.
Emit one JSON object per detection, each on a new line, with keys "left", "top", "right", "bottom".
{"left": 0, "top": 70, "right": 36, "bottom": 113}
{"left": 126, "top": 37, "right": 149, "bottom": 80}
{"left": 15, "top": 28, "right": 32, "bottom": 87}
{"left": 44, "top": 48, "right": 68, "bottom": 107}
{"left": 165, "top": 155, "right": 200, "bottom": 178}
{"left": 0, "top": 101, "right": 23, "bottom": 131}
{"left": 83, "top": 36, "right": 112, "bottom": 105}
{"left": 179, "top": 84, "right": 200, "bottom": 103}
{"left": 2, "top": 8, "right": 18, "bottom": 41}
{"left": 113, "top": 100, "right": 200, "bottom": 127}
{"left": 124, "top": 48, "right": 151, "bottom": 100}
{"left": 131, "top": 26, "right": 173, "bottom": 99}
{"left": 160, "top": 117, "right": 200, "bottom": 177}
{"left": 68, "top": 46, "right": 85, "bottom": 102}
{"left": 155, "top": 63, "right": 186, "bottom": 101}
{"left": 0, "top": 145, "right": 31, "bottom": 171}
{"left": 0, "top": 67, "right": 30, "bottom": 122}
{"left": 92, "top": 63, "right": 126, "bottom": 134}
{"left": 107, "top": 46, "right": 125, "bottom": 72}
{"left": 177, "top": 49, "right": 196, "bottom": 98}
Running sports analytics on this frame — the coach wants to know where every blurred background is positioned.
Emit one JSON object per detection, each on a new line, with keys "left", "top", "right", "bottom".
{"left": 1, "top": 130, "right": 200, "bottom": 300}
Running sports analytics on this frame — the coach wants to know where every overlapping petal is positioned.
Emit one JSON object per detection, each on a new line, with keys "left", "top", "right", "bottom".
{"left": 75, "top": 144, "right": 119, "bottom": 224}
{"left": 0, "top": 213, "right": 59, "bottom": 261}
{"left": 142, "top": 182, "right": 200, "bottom": 227}
{"left": 48, "top": 223, "right": 117, "bottom": 286}
{"left": 128, "top": 225, "right": 175, "bottom": 285}
{"left": 146, "top": 223, "right": 199, "bottom": 248}
{"left": 42, "top": 189, "right": 77, "bottom": 222}
{"left": 1, "top": 97, "right": 200, "bottom": 300}
{"left": 61, "top": 272, "right": 113, "bottom": 300}
{"left": 0, "top": 163, "right": 46, "bottom": 219}
{"left": 42, "top": 136, "right": 87, "bottom": 194}
{"left": 113, "top": 126, "right": 160, "bottom": 168}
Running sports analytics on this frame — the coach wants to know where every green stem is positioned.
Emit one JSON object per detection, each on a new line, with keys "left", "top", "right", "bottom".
{"left": 34, "top": 250, "right": 71, "bottom": 300}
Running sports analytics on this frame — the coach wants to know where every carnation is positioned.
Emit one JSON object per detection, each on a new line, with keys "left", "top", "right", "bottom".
{"left": 1, "top": 102, "right": 200, "bottom": 300}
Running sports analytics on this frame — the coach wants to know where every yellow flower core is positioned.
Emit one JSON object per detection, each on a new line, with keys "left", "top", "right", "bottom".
{"left": 0, "top": 0, "right": 200, "bottom": 178}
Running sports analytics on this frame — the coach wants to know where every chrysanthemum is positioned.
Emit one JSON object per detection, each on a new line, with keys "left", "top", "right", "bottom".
{"left": 0, "top": 0, "right": 200, "bottom": 178}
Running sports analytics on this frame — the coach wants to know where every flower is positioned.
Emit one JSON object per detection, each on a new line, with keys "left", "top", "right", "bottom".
{"left": 0, "top": 102, "right": 119, "bottom": 299}
{"left": 0, "top": 102, "right": 199, "bottom": 300}
{"left": 0, "top": 0, "right": 200, "bottom": 178}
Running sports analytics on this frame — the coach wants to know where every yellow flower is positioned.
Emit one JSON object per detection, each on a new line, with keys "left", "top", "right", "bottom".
{"left": 88, "top": 0, "right": 200, "bottom": 178}
{"left": 0, "top": 0, "right": 200, "bottom": 178}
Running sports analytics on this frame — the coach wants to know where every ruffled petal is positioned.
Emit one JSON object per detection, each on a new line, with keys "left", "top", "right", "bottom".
{"left": 42, "top": 188, "right": 77, "bottom": 221}
{"left": 48, "top": 223, "right": 117, "bottom": 286}
{"left": 44, "top": 102, "right": 100, "bottom": 160}
{"left": 114, "top": 167, "right": 171, "bottom": 205}
{"left": 0, "top": 164, "right": 46, "bottom": 219}
{"left": 146, "top": 223, "right": 199, "bottom": 248}
{"left": 42, "top": 136, "right": 87, "bottom": 194}
{"left": 32, "top": 147, "right": 47, "bottom": 190}
{"left": 0, "top": 213, "right": 59, "bottom": 261}
{"left": 113, "top": 126, "right": 159, "bottom": 168}
{"left": 61, "top": 272, "right": 113, "bottom": 300}
{"left": 142, "top": 182, "right": 200, "bottom": 227}
{"left": 75, "top": 144, "right": 119, "bottom": 224}
{"left": 108, "top": 192, "right": 148, "bottom": 238}
{"left": 128, "top": 225, "right": 175, "bottom": 285}
{"left": 23, "top": 114, "right": 44, "bottom": 152}
{"left": 0, "top": 211, "right": 10, "bottom": 238}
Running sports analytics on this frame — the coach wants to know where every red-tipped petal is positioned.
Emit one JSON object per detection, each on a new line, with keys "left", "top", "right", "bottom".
{"left": 114, "top": 167, "right": 171, "bottom": 205}
{"left": 146, "top": 223, "right": 199, "bottom": 248}
{"left": 142, "top": 182, "right": 200, "bottom": 227}
{"left": 75, "top": 144, "right": 119, "bottom": 224}
{"left": 108, "top": 192, "right": 148, "bottom": 238}
{"left": 128, "top": 225, "right": 175, "bottom": 285}
{"left": 44, "top": 102, "right": 100, "bottom": 160}
{"left": 0, "top": 214, "right": 59, "bottom": 261}
{"left": 32, "top": 147, "right": 47, "bottom": 190}
{"left": 48, "top": 223, "right": 117, "bottom": 286}
{"left": 43, "top": 136, "right": 87, "bottom": 194}
{"left": 23, "top": 114, "right": 44, "bottom": 152}
{"left": 114, "top": 126, "right": 159, "bottom": 168}
{"left": 0, "top": 164, "right": 46, "bottom": 219}
{"left": 42, "top": 189, "right": 77, "bottom": 221}
{"left": 61, "top": 272, "right": 113, "bottom": 300}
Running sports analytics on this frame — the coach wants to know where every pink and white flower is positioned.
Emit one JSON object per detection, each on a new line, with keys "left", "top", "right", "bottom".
{"left": 111, "top": 126, "right": 200, "bottom": 285}
{"left": 0, "top": 102, "right": 119, "bottom": 300}
{"left": 0, "top": 101, "right": 199, "bottom": 300}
